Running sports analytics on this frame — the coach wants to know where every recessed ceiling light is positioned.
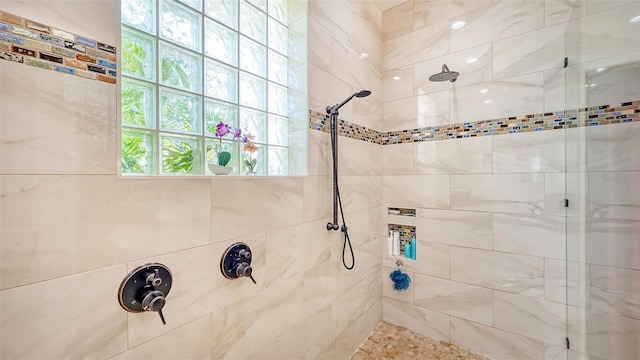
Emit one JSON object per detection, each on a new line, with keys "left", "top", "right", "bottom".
{"left": 465, "top": 57, "right": 478, "bottom": 64}
{"left": 360, "top": 52, "right": 370, "bottom": 58}
{"left": 596, "top": 67, "right": 607, "bottom": 73}
{"left": 451, "top": 21, "right": 466, "bottom": 30}
{"left": 392, "top": 76, "right": 402, "bottom": 81}
{"left": 484, "top": 99, "right": 493, "bottom": 103}
{"left": 630, "top": 15, "right": 640, "bottom": 23}
{"left": 480, "top": 89, "right": 489, "bottom": 93}
{"left": 590, "top": 83, "right": 596, "bottom": 87}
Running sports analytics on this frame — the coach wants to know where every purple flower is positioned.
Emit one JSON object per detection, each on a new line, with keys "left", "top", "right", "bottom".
{"left": 215, "top": 122, "right": 231, "bottom": 137}
{"left": 233, "top": 128, "right": 242, "bottom": 140}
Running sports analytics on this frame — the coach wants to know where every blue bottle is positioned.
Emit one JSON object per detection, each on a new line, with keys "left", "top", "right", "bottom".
{"left": 410, "top": 238, "right": 417, "bottom": 260}
{"left": 405, "top": 243, "right": 412, "bottom": 259}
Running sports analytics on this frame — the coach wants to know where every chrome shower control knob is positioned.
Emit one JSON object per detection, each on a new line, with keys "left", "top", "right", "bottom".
{"left": 142, "top": 290, "right": 166, "bottom": 312}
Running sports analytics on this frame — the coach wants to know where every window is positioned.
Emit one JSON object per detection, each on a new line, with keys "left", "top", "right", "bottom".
{"left": 120, "top": 0, "right": 307, "bottom": 176}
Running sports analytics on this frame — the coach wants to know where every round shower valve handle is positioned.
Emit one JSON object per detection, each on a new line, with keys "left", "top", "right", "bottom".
{"left": 221, "top": 242, "right": 257, "bottom": 284}
{"left": 142, "top": 290, "right": 166, "bottom": 312}
{"left": 118, "top": 263, "right": 172, "bottom": 326}
{"left": 145, "top": 269, "right": 162, "bottom": 286}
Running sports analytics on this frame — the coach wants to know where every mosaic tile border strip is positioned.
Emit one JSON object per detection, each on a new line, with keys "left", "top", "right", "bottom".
{"left": 309, "top": 100, "right": 640, "bottom": 145}
{"left": 0, "top": 11, "right": 117, "bottom": 84}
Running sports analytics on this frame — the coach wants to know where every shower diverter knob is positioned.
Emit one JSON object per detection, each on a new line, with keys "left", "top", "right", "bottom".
{"left": 221, "top": 242, "right": 257, "bottom": 284}
{"left": 118, "top": 263, "right": 172, "bottom": 325}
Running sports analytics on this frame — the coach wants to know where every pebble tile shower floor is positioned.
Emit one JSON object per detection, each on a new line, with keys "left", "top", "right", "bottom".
{"left": 350, "top": 322, "right": 491, "bottom": 360}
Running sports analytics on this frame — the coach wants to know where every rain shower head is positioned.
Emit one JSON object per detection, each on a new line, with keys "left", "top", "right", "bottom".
{"left": 327, "top": 90, "right": 372, "bottom": 114}
{"left": 429, "top": 64, "right": 459, "bottom": 82}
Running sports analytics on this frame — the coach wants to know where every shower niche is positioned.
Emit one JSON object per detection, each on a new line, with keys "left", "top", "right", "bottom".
{"left": 386, "top": 207, "right": 417, "bottom": 260}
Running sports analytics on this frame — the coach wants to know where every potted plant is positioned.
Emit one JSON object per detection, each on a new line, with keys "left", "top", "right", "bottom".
{"left": 208, "top": 121, "right": 257, "bottom": 175}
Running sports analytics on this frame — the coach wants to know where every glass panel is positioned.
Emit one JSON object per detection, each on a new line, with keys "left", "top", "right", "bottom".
{"left": 267, "top": 49, "right": 287, "bottom": 86}
{"left": 161, "top": 134, "right": 203, "bottom": 174}
{"left": 205, "top": 18, "right": 238, "bottom": 66}
{"left": 268, "top": 146, "right": 287, "bottom": 175}
{"left": 268, "top": 114, "right": 287, "bottom": 146}
{"left": 177, "top": 0, "right": 202, "bottom": 11}
{"left": 160, "top": 42, "right": 202, "bottom": 92}
{"left": 160, "top": 0, "right": 202, "bottom": 51}
{"left": 206, "top": 138, "right": 239, "bottom": 174}
{"left": 241, "top": 142, "right": 265, "bottom": 175}
{"left": 205, "top": 99, "right": 238, "bottom": 136}
{"left": 239, "top": 71, "right": 266, "bottom": 110}
{"left": 239, "top": 36, "right": 266, "bottom": 77}
{"left": 246, "top": 0, "right": 266, "bottom": 12}
{"left": 204, "top": 0, "right": 238, "bottom": 30}
{"left": 205, "top": 58, "right": 238, "bottom": 102}
{"left": 267, "top": 81, "right": 287, "bottom": 116}
{"left": 121, "top": 28, "right": 156, "bottom": 81}
{"left": 239, "top": 1, "right": 266, "bottom": 44}
{"left": 239, "top": 107, "right": 266, "bottom": 142}
{"left": 122, "top": 0, "right": 156, "bottom": 34}
{"left": 122, "top": 129, "right": 156, "bottom": 174}
{"left": 267, "top": 17, "right": 287, "bottom": 55}
{"left": 122, "top": 78, "right": 156, "bottom": 129}
{"left": 268, "top": 0, "right": 287, "bottom": 24}
{"left": 160, "top": 88, "right": 203, "bottom": 134}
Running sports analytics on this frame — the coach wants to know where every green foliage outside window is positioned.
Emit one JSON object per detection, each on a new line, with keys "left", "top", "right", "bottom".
{"left": 121, "top": 38, "right": 147, "bottom": 78}
{"left": 122, "top": 133, "right": 150, "bottom": 173}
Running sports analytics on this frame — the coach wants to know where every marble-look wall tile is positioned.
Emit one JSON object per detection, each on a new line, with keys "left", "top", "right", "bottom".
{"left": 211, "top": 178, "right": 304, "bottom": 241}
{"left": 308, "top": 64, "right": 354, "bottom": 118}
{"left": 586, "top": 0, "right": 639, "bottom": 15}
{"left": 266, "top": 222, "right": 318, "bottom": 286}
{"left": 333, "top": 267, "right": 383, "bottom": 339}
{"left": 331, "top": 37, "right": 371, "bottom": 93}
{"left": 545, "top": 0, "right": 587, "bottom": 26}
{"left": 566, "top": 122, "right": 640, "bottom": 172}
{"left": 450, "top": 73, "right": 544, "bottom": 124}
{"left": 492, "top": 125, "right": 565, "bottom": 173}
{"left": 211, "top": 274, "right": 304, "bottom": 359}
{"left": 383, "top": 297, "right": 450, "bottom": 342}
{"left": 565, "top": 3, "right": 640, "bottom": 64}
{"left": 494, "top": 291, "right": 567, "bottom": 347}
{"left": 450, "top": 173, "right": 545, "bottom": 214}
{"left": 307, "top": 130, "right": 331, "bottom": 176}
{"left": 450, "top": 246, "right": 544, "bottom": 297}
{"left": 0, "top": 175, "right": 211, "bottom": 289}
{"left": 415, "top": 90, "right": 451, "bottom": 128}
{"left": 383, "top": 66, "right": 413, "bottom": 102}
{"left": 414, "top": 274, "right": 493, "bottom": 326}
{"left": 261, "top": 306, "right": 333, "bottom": 359}
{"left": 0, "top": 265, "right": 127, "bottom": 360}
{"left": 493, "top": 23, "right": 567, "bottom": 80}
{"left": 339, "top": 175, "right": 382, "bottom": 214}
{"left": 414, "top": 44, "right": 493, "bottom": 94}
{"left": 111, "top": 316, "right": 211, "bottom": 360}
{"left": 303, "top": 175, "right": 332, "bottom": 222}
{"left": 590, "top": 264, "right": 640, "bottom": 320}
{"left": 413, "top": 0, "right": 492, "bottom": 29}
{"left": 383, "top": 241, "right": 450, "bottom": 279}
{"left": 0, "top": 62, "right": 116, "bottom": 175}
{"left": 545, "top": 259, "right": 590, "bottom": 308}
{"left": 588, "top": 171, "right": 640, "bottom": 220}
{"left": 383, "top": 175, "right": 450, "bottom": 209}
{"left": 567, "top": 218, "right": 640, "bottom": 270}
{"left": 382, "top": 21, "right": 449, "bottom": 71}
{"left": 309, "top": 0, "right": 352, "bottom": 46}
{"left": 382, "top": 96, "right": 419, "bottom": 131}
{"left": 383, "top": 142, "right": 414, "bottom": 175}
{"left": 338, "top": 136, "right": 382, "bottom": 176}
{"left": 415, "top": 136, "right": 493, "bottom": 174}
{"left": 351, "top": 2, "right": 383, "bottom": 74}
{"left": 381, "top": 0, "right": 413, "bottom": 41}
{"left": 449, "top": 1, "right": 544, "bottom": 53}
{"left": 493, "top": 213, "right": 566, "bottom": 259}
{"left": 353, "top": 89, "right": 383, "bottom": 131}
{"left": 545, "top": 172, "right": 586, "bottom": 217}
{"left": 308, "top": 17, "right": 332, "bottom": 73}
{"left": 450, "top": 316, "right": 546, "bottom": 360}
{"left": 415, "top": 208, "right": 493, "bottom": 250}
{"left": 544, "top": 67, "right": 567, "bottom": 113}
{"left": 568, "top": 307, "right": 640, "bottom": 359}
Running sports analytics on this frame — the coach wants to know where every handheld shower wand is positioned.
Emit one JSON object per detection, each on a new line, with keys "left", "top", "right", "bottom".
{"left": 325, "top": 90, "right": 372, "bottom": 270}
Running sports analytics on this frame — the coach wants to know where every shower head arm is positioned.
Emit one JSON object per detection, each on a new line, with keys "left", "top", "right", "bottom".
{"left": 327, "top": 95, "right": 354, "bottom": 115}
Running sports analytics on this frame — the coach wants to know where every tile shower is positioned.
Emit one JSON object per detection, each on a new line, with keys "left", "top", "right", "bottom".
{"left": 1, "top": 1, "right": 639, "bottom": 360}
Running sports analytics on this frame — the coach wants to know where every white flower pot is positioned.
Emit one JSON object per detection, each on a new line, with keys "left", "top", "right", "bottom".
{"left": 208, "top": 163, "right": 232, "bottom": 175}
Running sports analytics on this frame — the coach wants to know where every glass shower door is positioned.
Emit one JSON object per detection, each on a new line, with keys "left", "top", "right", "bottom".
{"left": 564, "top": 1, "right": 640, "bottom": 358}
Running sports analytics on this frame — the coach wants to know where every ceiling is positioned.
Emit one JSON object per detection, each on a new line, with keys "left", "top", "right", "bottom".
{"left": 372, "top": 0, "right": 408, "bottom": 12}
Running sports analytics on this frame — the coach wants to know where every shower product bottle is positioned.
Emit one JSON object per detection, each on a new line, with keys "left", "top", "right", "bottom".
{"left": 405, "top": 243, "right": 412, "bottom": 259}
{"left": 393, "top": 231, "right": 400, "bottom": 256}
{"left": 387, "top": 230, "right": 394, "bottom": 256}
{"left": 410, "top": 237, "right": 416, "bottom": 260}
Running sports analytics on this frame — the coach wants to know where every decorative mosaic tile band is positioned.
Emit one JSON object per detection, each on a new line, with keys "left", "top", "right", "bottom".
{"left": 309, "top": 100, "right": 640, "bottom": 145}
{"left": 0, "top": 11, "right": 117, "bottom": 84}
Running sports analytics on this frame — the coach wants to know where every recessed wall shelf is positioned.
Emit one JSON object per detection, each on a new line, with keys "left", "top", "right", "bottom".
{"left": 387, "top": 207, "right": 416, "bottom": 217}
